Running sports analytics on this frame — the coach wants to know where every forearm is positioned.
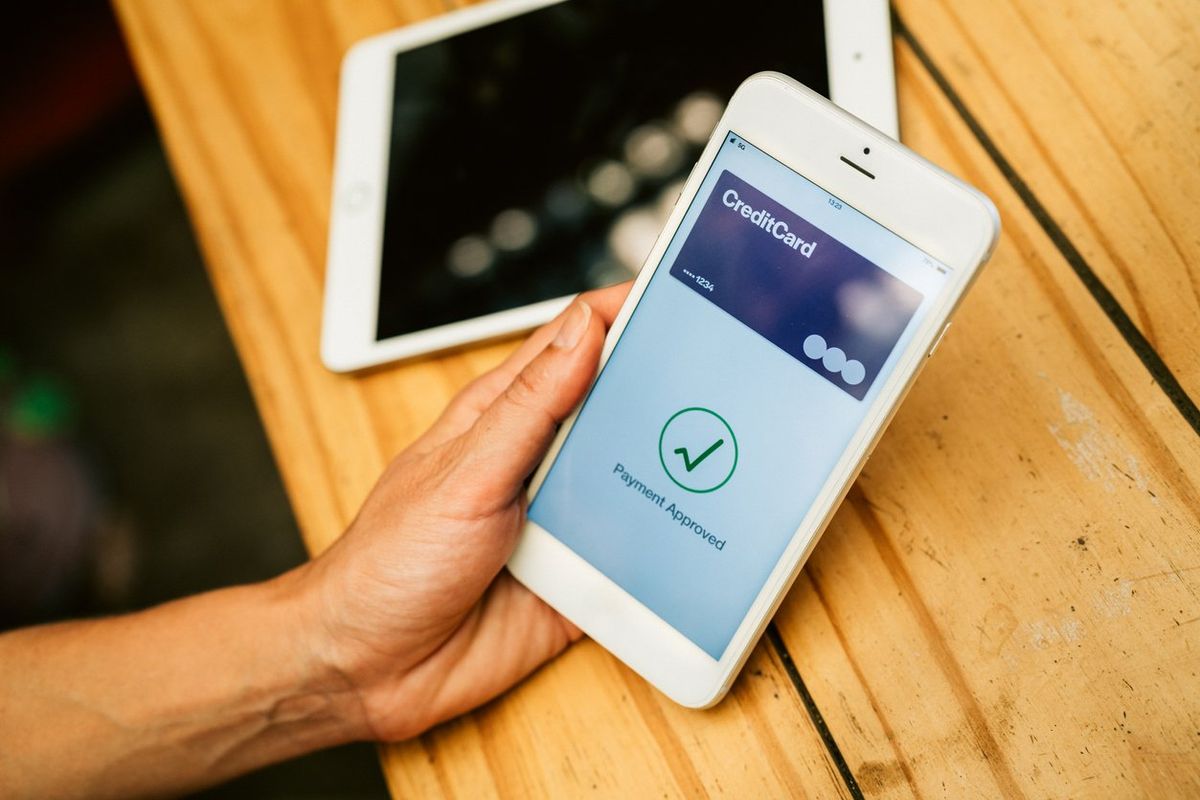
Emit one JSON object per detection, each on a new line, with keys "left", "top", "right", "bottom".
{"left": 0, "top": 568, "right": 365, "bottom": 799}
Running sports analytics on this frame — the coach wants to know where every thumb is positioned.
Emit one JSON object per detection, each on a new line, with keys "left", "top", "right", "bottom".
{"left": 458, "top": 299, "right": 605, "bottom": 503}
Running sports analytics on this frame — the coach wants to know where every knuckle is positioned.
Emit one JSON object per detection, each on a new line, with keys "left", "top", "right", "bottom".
{"left": 509, "top": 367, "right": 542, "bottom": 401}
{"left": 500, "top": 366, "right": 557, "bottom": 428}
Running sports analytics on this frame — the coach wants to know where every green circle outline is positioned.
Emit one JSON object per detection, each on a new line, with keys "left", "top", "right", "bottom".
{"left": 658, "top": 406, "right": 738, "bottom": 494}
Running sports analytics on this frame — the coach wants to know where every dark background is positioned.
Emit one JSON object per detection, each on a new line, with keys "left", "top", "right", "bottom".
{"left": 0, "top": 3, "right": 387, "bottom": 797}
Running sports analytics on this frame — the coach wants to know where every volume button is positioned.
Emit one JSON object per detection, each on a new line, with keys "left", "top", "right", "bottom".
{"left": 927, "top": 323, "right": 951, "bottom": 358}
{"left": 669, "top": 160, "right": 701, "bottom": 211}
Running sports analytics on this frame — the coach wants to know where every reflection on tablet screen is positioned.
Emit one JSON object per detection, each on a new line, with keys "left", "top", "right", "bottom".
{"left": 376, "top": 0, "right": 829, "bottom": 342}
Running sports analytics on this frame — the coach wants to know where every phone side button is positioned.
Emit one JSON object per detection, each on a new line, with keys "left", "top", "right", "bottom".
{"left": 927, "top": 323, "right": 951, "bottom": 358}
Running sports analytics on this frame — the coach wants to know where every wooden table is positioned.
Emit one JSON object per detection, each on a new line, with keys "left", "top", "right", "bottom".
{"left": 113, "top": 1, "right": 1200, "bottom": 796}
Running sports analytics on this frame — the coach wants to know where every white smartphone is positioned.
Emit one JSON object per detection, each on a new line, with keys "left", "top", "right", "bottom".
{"left": 509, "top": 73, "right": 999, "bottom": 708}
{"left": 321, "top": 0, "right": 898, "bottom": 371}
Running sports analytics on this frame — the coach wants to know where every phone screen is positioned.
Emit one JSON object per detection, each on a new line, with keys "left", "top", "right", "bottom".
{"left": 528, "top": 133, "right": 952, "bottom": 660}
{"left": 375, "top": 0, "right": 829, "bottom": 341}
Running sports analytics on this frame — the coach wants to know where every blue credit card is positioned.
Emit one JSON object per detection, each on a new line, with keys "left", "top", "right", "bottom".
{"left": 670, "top": 170, "right": 923, "bottom": 400}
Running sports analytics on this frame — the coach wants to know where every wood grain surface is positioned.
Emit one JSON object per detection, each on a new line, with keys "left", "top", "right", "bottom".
{"left": 112, "top": 0, "right": 1200, "bottom": 796}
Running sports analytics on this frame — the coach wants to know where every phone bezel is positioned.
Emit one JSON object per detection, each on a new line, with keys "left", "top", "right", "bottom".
{"left": 320, "top": 0, "right": 899, "bottom": 372}
{"left": 509, "top": 72, "right": 999, "bottom": 708}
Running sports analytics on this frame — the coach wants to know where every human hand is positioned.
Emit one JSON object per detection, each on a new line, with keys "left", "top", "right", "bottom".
{"left": 297, "top": 282, "right": 631, "bottom": 742}
{"left": 0, "top": 281, "right": 632, "bottom": 799}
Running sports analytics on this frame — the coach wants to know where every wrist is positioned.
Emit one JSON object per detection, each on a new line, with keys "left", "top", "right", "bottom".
{"left": 261, "top": 564, "right": 373, "bottom": 745}
{"left": 283, "top": 547, "right": 445, "bottom": 743}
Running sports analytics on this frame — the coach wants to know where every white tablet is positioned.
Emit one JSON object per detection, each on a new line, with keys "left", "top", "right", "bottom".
{"left": 322, "top": 0, "right": 898, "bottom": 371}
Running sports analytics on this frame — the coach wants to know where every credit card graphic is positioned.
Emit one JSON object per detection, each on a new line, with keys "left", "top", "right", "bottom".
{"left": 670, "top": 170, "right": 923, "bottom": 400}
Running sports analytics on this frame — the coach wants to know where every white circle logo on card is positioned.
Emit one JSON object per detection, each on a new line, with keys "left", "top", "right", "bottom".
{"left": 802, "top": 334, "right": 866, "bottom": 386}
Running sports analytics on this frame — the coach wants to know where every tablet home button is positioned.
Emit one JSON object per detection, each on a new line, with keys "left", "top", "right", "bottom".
{"left": 341, "top": 182, "right": 371, "bottom": 212}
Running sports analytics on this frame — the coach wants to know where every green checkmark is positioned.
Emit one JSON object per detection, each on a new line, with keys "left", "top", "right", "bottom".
{"left": 674, "top": 438, "right": 725, "bottom": 472}
{"left": 659, "top": 406, "right": 737, "bottom": 493}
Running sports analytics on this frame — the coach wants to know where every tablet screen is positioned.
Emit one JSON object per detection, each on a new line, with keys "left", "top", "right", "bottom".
{"left": 376, "top": 0, "right": 829, "bottom": 342}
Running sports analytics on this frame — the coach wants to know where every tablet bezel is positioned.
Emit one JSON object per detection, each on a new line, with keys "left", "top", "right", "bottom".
{"left": 321, "top": 0, "right": 899, "bottom": 372}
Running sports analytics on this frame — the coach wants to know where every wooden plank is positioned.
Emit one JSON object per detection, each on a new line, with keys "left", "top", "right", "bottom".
{"left": 383, "top": 639, "right": 855, "bottom": 798}
{"left": 110, "top": 0, "right": 855, "bottom": 795}
{"left": 772, "top": 31, "right": 1200, "bottom": 798}
{"left": 893, "top": 0, "right": 1200, "bottom": 407}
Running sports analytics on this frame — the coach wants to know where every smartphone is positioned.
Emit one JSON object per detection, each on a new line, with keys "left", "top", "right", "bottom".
{"left": 509, "top": 73, "right": 999, "bottom": 708}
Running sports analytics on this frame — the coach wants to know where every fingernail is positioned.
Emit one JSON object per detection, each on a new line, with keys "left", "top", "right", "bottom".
{"left": 553, "top": 300, "right": 591, "bottom": 350}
